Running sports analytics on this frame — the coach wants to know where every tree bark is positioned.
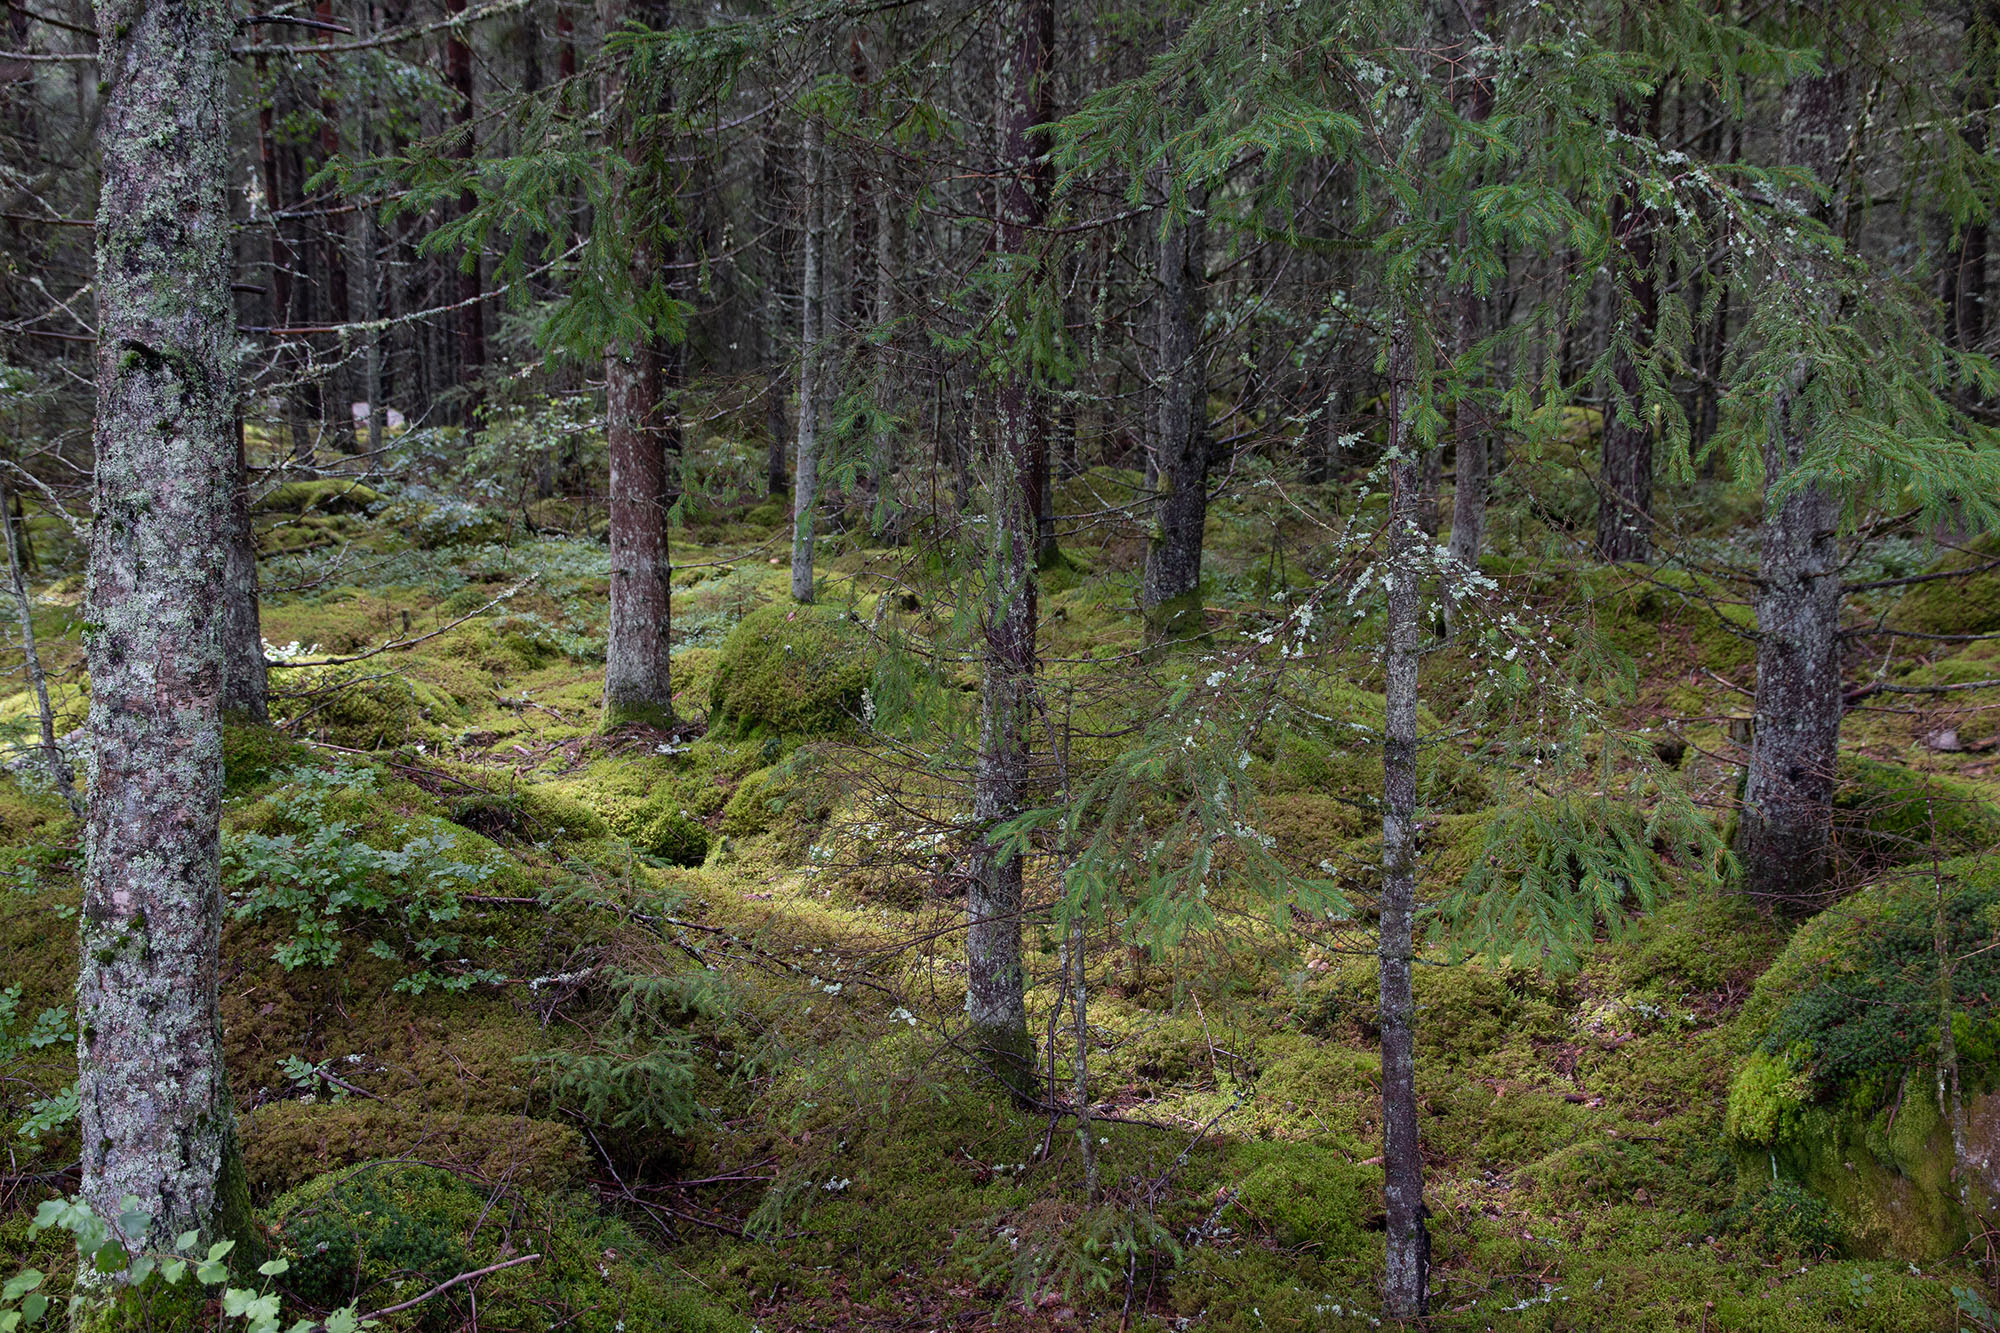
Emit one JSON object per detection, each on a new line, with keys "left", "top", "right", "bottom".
{"left": 445, "top": 0, "right": 485, "bottom": 433}
{"left": 79, "top": 0, "right": 251, "bottom": 1261}
{"left": 600, "top": 0, "right": 675, "bottom": 727}
{"left": 1140, "top": 186, "right": 1208, "bottom": 644}
{"left": 1737, "top": 67, "right": 1847, "bottom": 912}
{"left": 221, "top": 419, "right": 269, "bottom": 721}
{"left": 791, "top": 116, "right": 823, "bottom": 604}
{"left": 761, "top": 115, "right": 791, "bottom": 498}
{"left": 1594, "top": 92, "right": 1661, "bottom": 564}
{"left": 1378, "top": 313, "right": 1429, "bottom": 1319}
{"left": 1445, "top": 0, "right": 1496, "bottom": 571}
{"left": 965, "top": 0, "right": 1052, "bottom": 1102}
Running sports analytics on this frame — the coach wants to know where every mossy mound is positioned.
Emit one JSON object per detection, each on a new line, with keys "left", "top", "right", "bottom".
{"left": 267, "top": 1163, "right": 743, "bottom": 1331}
{"left": 242, "top": 1103, "right": 586, "bottom": 1202}
{"left": 1896, "top": 533, "right": 2000, "bottom": 637}
{"left": 639, "top": 806, "right": 711, "bottom": 866}
{"left": 221, "top": 723, "right": 315, "bottom": 795}
{"left": 1834, "top": 755, "right": 2000, "bottom": 872}
{"left": 707, "top": 602, "right": 873, "bottom": 740}
{"left": 1726, "top": 853, "right": 2000, "bottom": 1257}
{"left": 254, "top": 477, "right": 385, "bottom": 515}
{"left": 268, "top": 666, "right": 467, "bottom": 749}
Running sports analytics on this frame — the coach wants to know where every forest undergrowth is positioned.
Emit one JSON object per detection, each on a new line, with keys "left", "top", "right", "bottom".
{"left": 3, "top": 426, "right": 2000, "bottom": 1332}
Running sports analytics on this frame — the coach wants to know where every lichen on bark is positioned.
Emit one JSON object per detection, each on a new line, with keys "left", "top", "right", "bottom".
{"left": 77, "top": 0, "right": 250, "bottom": 1271}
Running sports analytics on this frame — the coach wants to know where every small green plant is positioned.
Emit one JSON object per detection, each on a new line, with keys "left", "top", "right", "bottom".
{"left": 532, "top": 970, "right": 726, "bottom": 1132}
{"left": 957, "top": 1204, "right": 1184, "bottom": 1310}
{"left": 1715, "top": 1180, "right": 1845, "bottom": 1258}
{"left": 6, "top": 1194, "right": 366, "bottom": 1333}
{"left": 222, "top": 766, "right": 506, "bottom": 993}
{"left": 0, "top": 987, "right": 73, "bottom": 1141}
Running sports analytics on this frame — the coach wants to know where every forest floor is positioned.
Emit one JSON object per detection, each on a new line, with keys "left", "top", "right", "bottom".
{"left": 3, "top": 432, "right": 2000, "bottom": 1331}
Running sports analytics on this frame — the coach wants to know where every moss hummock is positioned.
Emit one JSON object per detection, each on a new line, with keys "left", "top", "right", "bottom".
{"left": 707, "top": 602, "right": 873, "bottom": 740}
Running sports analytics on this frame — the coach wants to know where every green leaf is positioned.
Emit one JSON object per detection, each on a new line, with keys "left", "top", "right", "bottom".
{"left": 175, "top": 1230, "right": 200, "bottom": 1252}
{"left": 160, "top": 1258, "right": 187, "bottom": 1285}
{"left": 0, "top": 1272, "right": 40, "bottom": 1301}
{"left": 18, "top": 1293, "right": 44, "bottom": 1326}
{"left": 91, "top": 1242, "right": 126, "bottom": 1274}
{"left": 257, "top": 1257, "right": 290, "bottom": 1278}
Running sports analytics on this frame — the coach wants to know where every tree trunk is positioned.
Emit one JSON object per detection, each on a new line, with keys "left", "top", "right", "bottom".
{"left": 761, "top": 116, "right": 791, "bottom": 497}
{"left": 1, "top": 475, "right": 77, "bottom": 813}
{"left": 1377, "top": 313, "right": 1429, "bottom": 1319}
{"left": 221, "top": 419, "right": 269, "bottom": 721}
{"left": 1594, "top": 93, "right": 1661, "bottom": 564}
{"left": 446, "top": 0, "right": 485, "bottom": 434}
{"left": 600, "top": 0, "right": 675, "bottom": 727}
{"left": 1737, "top": 68, "right": 1847, "bottom": 912}
{"left": 79, "top": 0, "right": 252, "bottom": 1263}
{"left": 1445, "top": 0, "right": 1496, "bottom": 571}
{"left": 792, "top": 116, "right": 823, "bottom": 604}
{"left": 965, "top": 0, "right": 1053, "bottom": 1103}
{"left": 1141, "top": 187, "right": 1208, "bottom": 643}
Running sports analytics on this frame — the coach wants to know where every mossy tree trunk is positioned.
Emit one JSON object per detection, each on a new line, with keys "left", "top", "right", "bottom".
{"left": 1140, "top": 180, "right": 1209, "bottom": 645}
{"left": 600, "top": 0, "right": 677, "bottom": 729}
{"left": 79, "top": 0, "right": 251, "bottom": 1263}
{"left": 1377, "top": 314, "right": 1429, "bottom": 1319}
{"left": 965, "top": 0, "right": 1053, "bottom": 1104}
{"left": 1738, "top": 67, "right": 1847, "bottom": 912}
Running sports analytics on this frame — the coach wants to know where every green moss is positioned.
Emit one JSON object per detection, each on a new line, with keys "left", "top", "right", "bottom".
{"left": 267, "top": 1163, "right": 743, "bottom": 1331}
{"left": 1897, "top": 533, "right": 2000, "bottom": 637}
{"left": 253, "top": 477, "right": 385, "bottom": 515}
{"left": 220, "top": 723, "right": 313, "bottom": 796}
{"left": 241, "top": 1103, "right": 585, "bottom": 1202}
{"left": 1834, "top": 755, "right": 2000, "bottom": 871}
{"left": 1727, "top": 1049, "right": 1813, "bottom": 1146}
{"left": 707, "top": 602, "right": 872, "bottom": 741}
{"left": 639, "top": 806, "right": 710, "bottom": 867}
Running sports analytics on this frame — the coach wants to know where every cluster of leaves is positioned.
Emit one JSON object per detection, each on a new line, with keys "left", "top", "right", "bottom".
{"left": 955, "top": 1204, "right": 1184, "bottom": 1310}
{"left": 0, "top": 988, "right": 73, "bottom": 1142}
{"left": 222, "top": 766, "right": 505, "bottom": 994}
{"left": 1714, "top": 1179, "right": 1846, "bottom": 1259}
{"left": 6, "top": 1195, "right": 363, "bottom": 1333}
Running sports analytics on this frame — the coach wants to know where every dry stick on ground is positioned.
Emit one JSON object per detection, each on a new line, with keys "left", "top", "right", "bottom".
{"left": 336, "top": 1253, "right": 541, "bottom": 1326}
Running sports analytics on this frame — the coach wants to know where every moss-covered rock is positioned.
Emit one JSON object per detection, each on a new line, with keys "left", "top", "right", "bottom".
{"left": 241, "top": 1103, "right": 586, "bottom": 1201}
{"left": 253, "top": 477, "right": 385, "bottom": 515}
{"left": 266, "top": 1163, "right": 743, "bottom": 1331}
{"left": 639, "top": 806, "right": 710, "bottom": 867}
{"left": 1726, "top": 854, "right": 2000, "bottom": 1258}
{"left": 707, "top": 602, "right": 872, "bottom": 741}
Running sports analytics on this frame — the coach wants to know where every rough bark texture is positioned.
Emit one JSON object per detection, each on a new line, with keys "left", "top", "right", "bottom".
{"left": 761, "top": 119, "right": 791, "bottom": 498}
{"left": 80, "top": 0, "right": 251, "bottom": 1258}
{"left": 220, "top": 422, "right": 269, "bottom": 721}
{"left": 1737, "top": 68, "right": 1847, "bottom": 912}
{"left": 964, "top": 0, "right": 1052, "bottom": 1102}
{"left": 1378, "top": 316, "right": 1429, "bottom": 1319}
{"left": 1594, "top": 93, "right": 1661, "bottom": 564}
{"left": 1140, "top": 191, "right": 1208, "bottom": 644}
{"left": 600, "top": 0, "right": 675, "bottom": 727}
{"left": 791, "top": 117, "right": 823, "bottom": 604}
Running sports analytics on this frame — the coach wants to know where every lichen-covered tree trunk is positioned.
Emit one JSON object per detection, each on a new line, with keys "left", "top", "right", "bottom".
{"left": 1377, "top": 315, "right": 1429, "bottom": 1319}
{"left": 601, "top": 2, "right": 675, "bottom": 727}
{"left": 1738, "top": 68, "right": 1847, "bottom": 912}
{"left": 791, "top": 117, "right": 824, "bottom": 605}
{"left": 964, "top": 0, "right": 1053, "bottom": 1102}
{"left": 221, "top": 420, "right": 269, "bottom": 721}
{"left": 1140, "top": 192, "right": 1208, "bottom": 644}
{"left": 79, "top": 0, "right": 251, "bottom": 1259}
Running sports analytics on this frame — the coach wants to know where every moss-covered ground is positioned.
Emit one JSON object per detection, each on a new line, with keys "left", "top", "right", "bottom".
{"left": 3, "top": 435, "right": 2000, "bottom": 1330}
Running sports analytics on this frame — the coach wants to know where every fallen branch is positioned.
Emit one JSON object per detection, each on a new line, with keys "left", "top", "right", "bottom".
{"left": 345, "top": 1253, "right": 541, "bottom": 1324}
{"left": 267, "top": 581, "right": 528, "bottom": 668}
